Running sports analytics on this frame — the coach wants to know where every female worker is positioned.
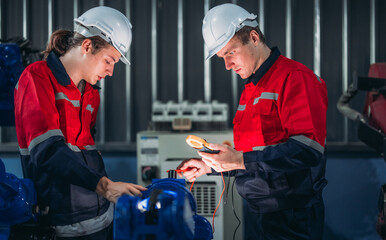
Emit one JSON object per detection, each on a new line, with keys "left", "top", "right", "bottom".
{"left": 14, "top": 6, "right": 146, "bottom": 239}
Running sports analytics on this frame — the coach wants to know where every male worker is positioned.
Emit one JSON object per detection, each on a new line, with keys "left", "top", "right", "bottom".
{"left": 178, "top": 3, "right": 328, "bottom": 239}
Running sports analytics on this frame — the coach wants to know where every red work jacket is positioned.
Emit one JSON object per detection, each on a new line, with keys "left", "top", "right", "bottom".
{"left": 232, "top": 48, "right": 328, "bottom": 213}
{"left": 14, "top": 52, "right": 109, "bottom": 226}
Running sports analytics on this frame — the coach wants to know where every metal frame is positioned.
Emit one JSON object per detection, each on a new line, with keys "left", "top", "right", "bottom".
{"left": 231, "top": 0, "right": 238, "bottom": 109}
{"left": 313, "top": 0, "right": 320, "bottom": 76}
{"left": 73, "top": 0, "right": 78, "bottom": 28}
{"left": 370, "top": 0, "right": 376, "bottom": 64}
{"left": 177, "top": 0, "right": 184, "bottom": 102}
{"left": 98, "top": 0, "right": 106, "bottom": 144}
{"left": 48, "top": 0, "right": 52, "bottom": 38}
{"left": 204, "top": 0, "right": 211, "bottom": 103}
{"left": 342, "top": 0, "right": 349, "bottom": 143}
{"left": 285, "top": 0, "right": 292, "bottom": 59}
{"left": 23, "top": 0, "right": 27, "bottom": 39}
{"left": 125, "top": 0, "right": 132, "bottom": 142}
{"left": 151, "top": 0, "right": 157, "bottom": 103}
{"left": 0, "top": 0, "right": 2, "bottom": 143}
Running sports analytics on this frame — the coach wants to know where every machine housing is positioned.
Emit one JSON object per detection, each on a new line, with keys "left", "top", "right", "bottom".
{"left": 137, "top": 131, "right": 243, "bottom": 240}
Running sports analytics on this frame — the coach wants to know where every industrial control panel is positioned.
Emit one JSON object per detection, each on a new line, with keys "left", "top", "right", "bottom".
{"left": 137, "top": 131, "right": 243, "bottom": 240}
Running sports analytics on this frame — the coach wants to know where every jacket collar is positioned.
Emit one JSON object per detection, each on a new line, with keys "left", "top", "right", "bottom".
{"left": 46, "top": 51, "right": 100, "bottom": 90}
{"left": 246, "top": 47, "right": 281, "bottom": 86}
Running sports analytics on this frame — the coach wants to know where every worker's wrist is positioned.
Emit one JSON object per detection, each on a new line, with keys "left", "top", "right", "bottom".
{"left": 238, "top": 151, "right": 246, "bottom": 170}
{"left": 95, "top": 176, "right": 111, "bottom": 194}
{"left": 206, "top": 165, "right": 212, "bottom": 174}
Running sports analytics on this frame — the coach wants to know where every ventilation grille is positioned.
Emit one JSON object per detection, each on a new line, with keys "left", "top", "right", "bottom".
{"left": 190, "top": 182, "right": 217, "bottom": 216}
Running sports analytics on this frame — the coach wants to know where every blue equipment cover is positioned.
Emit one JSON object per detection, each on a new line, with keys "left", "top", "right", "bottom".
{"left": 114, "top": 178, "right": 213, "bottom": 240}
{"left": 0, "top": 43, "right": 24, "bottom": 126}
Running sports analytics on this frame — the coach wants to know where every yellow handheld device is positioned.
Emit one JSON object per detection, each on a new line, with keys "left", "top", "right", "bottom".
{"left": 186, "top": 135, "right": 220, "bottom": 154}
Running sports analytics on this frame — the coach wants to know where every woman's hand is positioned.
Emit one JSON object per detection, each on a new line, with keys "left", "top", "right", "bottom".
{"left": 96, "top": 177, "right": 147, "bottom": 203}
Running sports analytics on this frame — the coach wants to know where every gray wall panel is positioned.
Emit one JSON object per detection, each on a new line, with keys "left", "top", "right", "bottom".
{"left": 132, "top": 0, "right": 152, "bottom": 139}
{"left": 104, "top": 0, "right": 129, "bottom": 142}
{"left": 348, "top": 0, "right": 371, "bottom": 142}
{"left": 158, "top": 0, "right": 178, "bottom": 103}
{"left": 265, "top": 0, "right": 286, "bottom": 54}
{"left": 185, "top": 0, "right": 205, "bottom": 103}
{"left": 378, "top": 0, "right": 386, "bottom": 62}
{"left": 3, "top": 0, "right": 24, "bottom": 40}
{"left": 321, "top": 0, "right": 344, "bottom": 142}
{"left": 52, "top": 0, "right": 73, "bottom": 30}
{"left": 292, "top": 0, "right": 314, "bottom": 70}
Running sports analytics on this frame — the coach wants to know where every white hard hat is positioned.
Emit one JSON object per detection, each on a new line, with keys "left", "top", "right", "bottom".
{"left": 202, "top": 3, "right": 258, "bottom": 60}
{"left": 74, "top": 6, "right": 132, "bottom": 64}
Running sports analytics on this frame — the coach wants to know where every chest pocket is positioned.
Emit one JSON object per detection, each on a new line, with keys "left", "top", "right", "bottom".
{"left": 252, "top": 92, "right": 278, "bottom": 114}
{"left": 252, "top": 93, "right": 281, "bottom": 136}
{"left": 253, "top": 99, "right": 276, "bottom": 115}
{"left": 233, "top": 104, "right": 247, "bottom": 125}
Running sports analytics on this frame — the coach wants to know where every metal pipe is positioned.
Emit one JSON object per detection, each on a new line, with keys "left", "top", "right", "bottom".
{"left": 285, "top": 0, "right": 292, "bottom": 58}
{"left": 177, "top": 0, "right": 184, "bottom": 102}
{"left": 125, "top": 0, "right": 132, "bottom": 142}
{"left": 23, "top": 0, "right": 27, "bottom": 39}
{"left": 73, "top": 0, "right": 78, "bottom": 27}
{"left": 0, "top": 0, "right": 2, "bottom": 143}
{"left": 370, "top": 0, "right": 376, "bottom": 64}
{"left": 151, "top": 0, "right": 157, "bottom": 102}
{"left": 0, "top": 0, "right": 2, "bottom": 39}
{"left": 342, "top": 0, "right": 348, "bottom": 143}
{"left": 99, "top": 0, "right": 105, "bottom": 144}
{"left": 313, "top": 0, "right": 320, "bottom": 76}
{"left": 48, "top": 0, "right": 52, "bottom": 38}
{"left": 259, "top": 0, "right": 265, "bottom": 34}
{"left": 204, "top": 0, "right": 211, "bottom": 103}
{"left": 231, "top": 0, "right": 238, "bottom": 109}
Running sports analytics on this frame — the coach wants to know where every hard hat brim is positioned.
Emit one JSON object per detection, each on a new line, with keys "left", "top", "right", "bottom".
{"left": 74, "top": 22, "right": 131, "bottom": 65}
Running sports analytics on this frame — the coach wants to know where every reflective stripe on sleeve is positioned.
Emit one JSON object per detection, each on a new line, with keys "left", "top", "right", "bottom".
{"left": 20, "top": 143, "right": 95, "bottom": 155}
{"left": 237, "top": 104, "right": 246, "bottom": 111}
{"left": 66, "top": 143, "right": 81, "bottom": 152}
{"left": 86, "top": 104, "right": 94, "bottom": 113}
{"left": 252, "top": 143, "right": 279, "bottom": 151}
{"left": 84, "top": 145, "right": 97, "bottom": 151}
{"left": 290, "top": 135, "right": 324, "bottom": 154}
{"left": 19, "top": 147, "right": 30, "bottom": 156}
{"left": 251, "top": 135, "right": 324, "bottom": 154}
{"left": 253, "top": 92, "right": 279, "bottom": 105}
{"left": 54, "top": 202, "right": 114, "bottom": 237}
{"left": 28, "top": 129, "right": 64, "bottom": 152}
{"left": 55, "top": 92, "right": 80, "bottom": 107}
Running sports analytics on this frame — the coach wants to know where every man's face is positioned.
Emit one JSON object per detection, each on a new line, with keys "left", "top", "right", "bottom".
{"left": 216, "top": 34, "right": 259, "bottom": 79}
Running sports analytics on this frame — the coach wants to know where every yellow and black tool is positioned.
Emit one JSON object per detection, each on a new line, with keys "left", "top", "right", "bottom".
{"left": 186, "top": 135, "right": 220, "bottom": 154}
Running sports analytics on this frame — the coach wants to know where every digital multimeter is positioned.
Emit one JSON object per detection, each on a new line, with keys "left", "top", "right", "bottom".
{"left": 185, "top": 135, "right": 220, "bottom": 154}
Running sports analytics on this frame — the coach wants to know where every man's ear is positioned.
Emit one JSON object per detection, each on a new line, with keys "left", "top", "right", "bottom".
{"left": 250, "top": 30, "right": 260, "bottom": 46}
{"left": 81, "top": 39, "right": 93, "bottom": 54}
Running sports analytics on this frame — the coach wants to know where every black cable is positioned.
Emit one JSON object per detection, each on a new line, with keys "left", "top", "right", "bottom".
{"left": 231, "top": 177, "right": 241, "bottom": 240}
{"left": 224, "top": 171, "right": 231, "bottom": 204}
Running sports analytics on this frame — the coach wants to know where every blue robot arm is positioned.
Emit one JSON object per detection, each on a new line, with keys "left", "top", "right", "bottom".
{"left": 0, "top": 159, "right": 37, "bottom": 232}
{"left": 114, "top": 172, "right": 213, "bottom": 240}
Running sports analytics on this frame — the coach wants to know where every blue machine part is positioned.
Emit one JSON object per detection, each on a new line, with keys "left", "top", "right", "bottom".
{"left": 0, "top": 43, "right": 24, "bottom": 126}
{"left": 114, "top": 178, "right": 213, "bottom": 240}
{"left": 0, "top": 159, "right": 37, "bottom": 226}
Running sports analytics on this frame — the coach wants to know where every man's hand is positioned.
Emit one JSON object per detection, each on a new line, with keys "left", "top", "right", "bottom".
{"left": 177, "top": 158, "right": 211, "bottom": 182}
{"left": 198, "top": 143, "right": 245, "bottom": 172}
{"left": 96, "top": 177, "right": 147, "bottom": 203}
